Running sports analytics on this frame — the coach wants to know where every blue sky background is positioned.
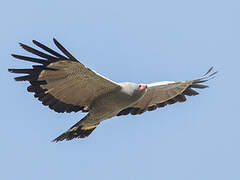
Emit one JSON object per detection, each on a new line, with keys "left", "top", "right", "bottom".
{"left": 1, "top": 0, "right": 239, "bottom": 179}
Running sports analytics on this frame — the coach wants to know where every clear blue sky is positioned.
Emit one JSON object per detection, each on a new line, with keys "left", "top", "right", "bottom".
{"left": 1, "top": 0, "right": 239, "bottom": 179}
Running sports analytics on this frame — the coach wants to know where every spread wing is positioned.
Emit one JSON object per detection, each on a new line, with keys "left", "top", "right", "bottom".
{"left": 9, "top": 38, "right": 120, "bottom": 113}
{"left": 117, "top": 67, "right": 217, "bottom": 116}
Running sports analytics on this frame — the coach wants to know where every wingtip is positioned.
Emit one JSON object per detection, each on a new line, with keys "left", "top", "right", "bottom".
{"left": 32, "top": 39, "right": 42, "bottom": 47}
{"left": 52, "top": 38, "right": 60, "bottom": 47}
{"left": 203, "top": 66, "right": 218, "bottom": 78}
{"left": 210, "top": 71, "right": 218, "bottom": 77}
{"left": 13, "top": 77, "right": 19, "bottom": 81}
{"left": 32, "top": 40, "right": 37, "bottom": 44}
{"left": 203, "top": 66, "right": 214, "bottom": 76}
{"left": 8, "top": 69, "right": 13, "bottom": 73}
{"left": 52, "top": 38, "right": 58, "bottom": 46}
{"left": 53, "top": 38, "right": 57, "bottom": 43}
{"left": 19, "top": 42, "right": 27, "bottom": 49}
{"left": 11, "top": 54, "right": 17, "bottom": 58}
{"left": 193, "top": 66, "right": 218, "bottom": 84}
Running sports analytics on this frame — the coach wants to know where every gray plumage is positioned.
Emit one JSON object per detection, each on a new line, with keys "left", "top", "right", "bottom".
{"left": 8, "top": 39, "right": 217, "bottom": 142}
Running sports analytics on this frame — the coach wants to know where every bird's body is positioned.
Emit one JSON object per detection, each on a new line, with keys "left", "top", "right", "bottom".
{"left": 81, "top": 82, "right": 147, "bottom": 126}
{"left": 55, "top": 82, "right": 148, "bottom": 141}
{"left": 8, "top": 39, "right": 217, "bottom": 142}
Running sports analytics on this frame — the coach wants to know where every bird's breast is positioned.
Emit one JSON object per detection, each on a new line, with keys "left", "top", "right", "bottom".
{"left": 90, "top": 89, "right": 139, "bottom": 114}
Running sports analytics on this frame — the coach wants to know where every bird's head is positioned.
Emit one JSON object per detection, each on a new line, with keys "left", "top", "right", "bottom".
{"left": 119, "top": 82, "right": 148, "bottom": 101}
{"left": 137, "top": 84, "right": 147, "bottom": 91}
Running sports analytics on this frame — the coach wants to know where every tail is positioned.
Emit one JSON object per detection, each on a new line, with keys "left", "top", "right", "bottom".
{"left": 52, "top": 120, "right": 99, "bottom": 142}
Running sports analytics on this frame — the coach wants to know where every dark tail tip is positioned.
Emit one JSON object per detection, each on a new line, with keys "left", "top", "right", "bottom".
{"left": 52, "top": 125, "right": 97, "bottom": 143}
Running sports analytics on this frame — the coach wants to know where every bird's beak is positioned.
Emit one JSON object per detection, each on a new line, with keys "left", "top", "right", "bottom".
{"left": 141, "top": 85, "right": 147, "bottom": 91}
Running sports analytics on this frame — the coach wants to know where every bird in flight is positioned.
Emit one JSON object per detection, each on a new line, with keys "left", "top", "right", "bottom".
{"left": 8, "top": 39, "right": 217, "bottom": 142}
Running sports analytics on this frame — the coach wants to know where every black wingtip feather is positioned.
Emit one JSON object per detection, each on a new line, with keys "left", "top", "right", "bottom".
{"left": 19, "top": 42, "right": 57, "bottom": 60}
{"left": 203, "top": 66, "right": 214, "bottom": 76}
{"left": 8, "top": 69, "right": 14, "bottom": 73}
{"left": 14, "top": 75, "right": 36, "bottom": 81}
{"left": 176, "top": 94, "right": 187, "bottom": 102}
{"left": 32, "top": 40, "right": 66, "bottom": 59}
{"left": 11, "top": 54, "right": 48, "bottom": 65}
{"left": 201, "top": 66, "right": 218, "bottom": 80}
{"left": 53, "top": 38, "right": 78, "bottom": 62}
{"left": 8, "top": 68, "right": 35, "bottom": 74}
